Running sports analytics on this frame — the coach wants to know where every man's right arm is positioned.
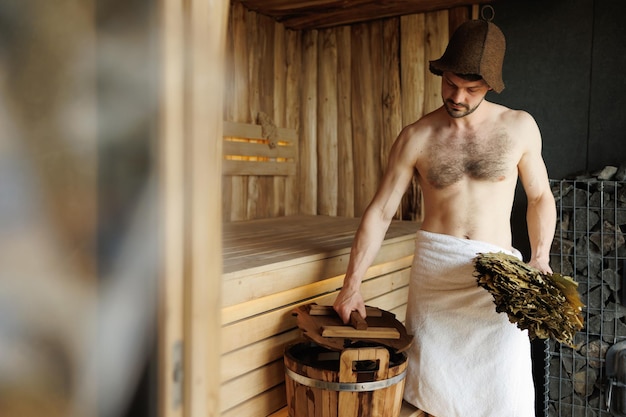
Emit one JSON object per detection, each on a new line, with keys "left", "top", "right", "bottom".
{"left": 333, "top": 127, "right": 419, "bottom": 323}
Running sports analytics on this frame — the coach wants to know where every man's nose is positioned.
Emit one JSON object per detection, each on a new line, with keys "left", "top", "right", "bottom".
{"left": 450, "top": 89, "right": 465, "bottom": 104}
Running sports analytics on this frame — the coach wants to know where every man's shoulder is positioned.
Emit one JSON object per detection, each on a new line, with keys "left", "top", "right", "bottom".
{"left": 404, "top": 107, "right": 445, "bottom": 133}
{"left": 491, "top": 102, "right": 536, "bottom": 125}
{"left": 489, "top": 105, "right": 542, "bottom": 151}
{"left": 392, "top": 113, "right": 440, "bottom": 157}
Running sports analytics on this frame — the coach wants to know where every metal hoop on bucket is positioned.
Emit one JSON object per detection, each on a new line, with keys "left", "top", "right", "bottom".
{"left": 285, "top": 367, "right": 407, "bottom": 392}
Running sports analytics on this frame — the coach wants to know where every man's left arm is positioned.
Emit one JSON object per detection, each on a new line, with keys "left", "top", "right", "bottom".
{"left": 517, "top": 113, "right": 556, "bottom": 274}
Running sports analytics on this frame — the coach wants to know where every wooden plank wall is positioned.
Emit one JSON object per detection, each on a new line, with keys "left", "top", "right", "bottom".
{"left": 223, "top": 3, "right": 475, "bottom": 222}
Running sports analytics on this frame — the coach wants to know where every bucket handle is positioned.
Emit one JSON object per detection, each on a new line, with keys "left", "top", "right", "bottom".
{"left": 339, "top": 347, "right": 390, "bottom": 383}
{"left": 338, "top": 347, "right": 391, "bottom": 416}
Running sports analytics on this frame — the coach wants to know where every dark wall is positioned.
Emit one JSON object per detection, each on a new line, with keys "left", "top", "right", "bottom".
{"left": 489, "top": 0, "right": 626, "bottom": 258}
{"left": 494, "top": 0, "right": 626, "bottom": 253}
{"left": 587, "top": 0, "right": 626, "bottom": 168}
{"left": 489, "top": 0, "right": 626, "bottom": 180}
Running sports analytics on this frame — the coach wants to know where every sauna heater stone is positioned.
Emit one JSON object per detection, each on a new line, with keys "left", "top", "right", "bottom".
{"left": 545, "top": 179, "right": 626, "bottom": 417}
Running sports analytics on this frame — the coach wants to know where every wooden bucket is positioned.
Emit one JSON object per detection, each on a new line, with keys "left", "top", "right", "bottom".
{"left": 284, "top": 342, "right": 408, "bottom": 417}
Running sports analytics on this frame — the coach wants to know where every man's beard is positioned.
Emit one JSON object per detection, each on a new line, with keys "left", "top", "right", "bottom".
{"left": 443, "top": 97, "right": 484, "bottom": 118}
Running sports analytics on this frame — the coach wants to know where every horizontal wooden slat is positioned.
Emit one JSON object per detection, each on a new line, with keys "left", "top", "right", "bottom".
{"left": 223, "top": 140, "right": 297, "bottom": 159}
{"left": 221, "top": 267, "right": 411, "bottom": 354}
{"left": 389, "top": 303, "right": 408, "bottom": 325}
{"left": 321, "top": 326, "right": 400, "bottom": 339}
{"left": 224, "top": 120, "right": 297, "bottom": 142}
{"left": 224, "top": 120, "right": 263, "bottom": 138}
{"left": 223, "top": 160, "right": 296, "bottom": 176}
{"left": 222, "top": 239, "right": 413, "bottom": 307}
{"left": 309, "top": 304, "right": 383, "bottom": 317}
{"left": 367, "top": 285, "right": 411, "bottom": 315}
{"left": 239, "top": 0, "right": 491, "bottom": 30}
{"left": 223, "top": 121, "right": 298, "bottom": 177}
{"left": 222, "top": 254, "right": 413, "bottom": 324}
{"left": 222, "top": 383, "right": 287, "bottom": 417}
{"left": 222, "top": 295, "right": 321, "bottom": 354}
{"left": 221, "top": 329, "right": 300, "bottom": 382}
{"left": 221, "top": 360, "right": 285, "bottom": 412}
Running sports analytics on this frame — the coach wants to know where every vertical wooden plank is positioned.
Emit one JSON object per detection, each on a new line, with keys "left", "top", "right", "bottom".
{"left": 185, "top": 0, "right": 228, "bottom": 416}
{"left": 232, "top": 2, "right": 250, "bottom": 124}
{"left": 244, "top": 8, "right": 260, "bottom": 221}
{"left": 300, "top": 29, "right": 318, "bottom": 215}
{"left": 257, "top": 176, "right": 272, "bottom": 220}
{"left": 317, "top": 28, "right": 338, "bottom": 216}
{"left": 336, "top": 26, "right": 354, "bottom": 218}
{"left": 257, "top": 14, "right": 275, "bottom": 219}
{"left": 258, "top": 14, "right": 276, "bottom": 122}
{"left": 273, "top": 177, "right": 286, "bottom": 216}
{"left": 246, "top": 176, "right": 259, "bottom": 220}
{"left": 273, "top": 20, "right": 287, "bottom": 217}
{"left": 382, "top": 17, "right": 402, "bottom": 161}
{"left": 230, "top": 177, "right": 247, "bottom": 221}
{"left": 223, "top": 4, "right": 235, "bottom": 122}
{"left": 400, "top": 14, "right": 425, "bottom": 125}
{"left": 229, "top": 2, "right": 249, "bottom": 221}
{"left": 257, "top": 176, "right": 273, "bottom": 220}
{"left": 448, "top": 6, "right": 470, "bottom": 35}
{"left": 370, "top": 20, "right": 384, "bottom": 207}
{"left": 246, "top": 9, "right": 261, "bottom": 124}
{"left": 400, "top": 13, "right": 425, "bottom": 221}
{"left": 222, "top": 176, "right": 232, "bottom": 222}
{"left": 284, "top": 29, "right": 302, "bottom": 215}
{"left": 424, "top": 10, "right": 448, "bottom": 115}
{"left": 159, "top": 0, "right": 185, "bottom": 415}
{"left": 472, "top": 4, "right": 481, "bottom": 19}
{"left": 382, "top": 17, "right": 403, "bottom": 219}
{"left": 351, "top": 23, "right": 380, "bottom": 215}
{"left": 221, "top": 5, "right": 236, "bottom": 221}
{"left": 274, "top": 22, "right": 287, "bottom": 128}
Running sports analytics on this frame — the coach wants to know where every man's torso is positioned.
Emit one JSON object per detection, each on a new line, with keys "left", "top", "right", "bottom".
{"left": 409, "top": 102, "right": 527, "bottom": 249}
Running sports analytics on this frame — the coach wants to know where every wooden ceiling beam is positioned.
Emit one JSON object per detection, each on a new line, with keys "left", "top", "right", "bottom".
{"left": 238, "top": 0, "right": 493, "bottom": 30}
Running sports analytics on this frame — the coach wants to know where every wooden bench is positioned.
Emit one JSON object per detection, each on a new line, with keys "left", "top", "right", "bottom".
{"left": 220, "top": 215, "right": 420, "bottom": 417}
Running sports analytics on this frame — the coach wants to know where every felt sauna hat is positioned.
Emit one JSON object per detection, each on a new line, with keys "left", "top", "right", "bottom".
{"left": 429, "top": 19, "right": 506, "bottom": 93}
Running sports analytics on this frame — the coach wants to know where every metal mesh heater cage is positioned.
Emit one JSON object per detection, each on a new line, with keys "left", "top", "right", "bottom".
{"left": 545, "top": 179, "right": 626, "bottom": 417}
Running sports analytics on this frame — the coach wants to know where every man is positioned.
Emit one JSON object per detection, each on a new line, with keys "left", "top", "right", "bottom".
{"left": 333, "top": 20, "right": 556, "bottom": 416}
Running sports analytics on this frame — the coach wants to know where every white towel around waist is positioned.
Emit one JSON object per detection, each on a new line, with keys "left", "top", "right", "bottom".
{"left": 403, "top": 230, "right": 535, "bottom": 417}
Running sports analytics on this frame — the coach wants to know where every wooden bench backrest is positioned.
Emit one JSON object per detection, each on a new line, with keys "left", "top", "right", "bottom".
{"left": 223, "top": 120, "right": 298, "bottom": 177}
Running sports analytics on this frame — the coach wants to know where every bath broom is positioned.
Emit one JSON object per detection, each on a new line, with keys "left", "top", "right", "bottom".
{"left": 474, "top": 252, "right": 584, "bottom": 347}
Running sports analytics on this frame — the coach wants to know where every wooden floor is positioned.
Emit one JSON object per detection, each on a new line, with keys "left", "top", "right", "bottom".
{"left": 223, "top": 214, "right": 420, "bottom": 274}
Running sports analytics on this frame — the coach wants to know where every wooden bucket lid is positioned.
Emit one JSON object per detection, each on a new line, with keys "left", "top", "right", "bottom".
{"left": 292, "top": 303, "right": 413, "bottom": 353}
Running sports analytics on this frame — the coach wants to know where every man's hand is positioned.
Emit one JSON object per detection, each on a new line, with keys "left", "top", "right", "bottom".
{"left": 528, "top": 257, "right": 553, "bottom": 275}
{"left": 333, "top": 286, "right": 366, "bottom": 324}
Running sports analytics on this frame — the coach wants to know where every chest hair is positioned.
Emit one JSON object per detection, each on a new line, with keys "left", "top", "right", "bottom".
{"left": 426, "top": 130, "right": 512, "bottom": 189}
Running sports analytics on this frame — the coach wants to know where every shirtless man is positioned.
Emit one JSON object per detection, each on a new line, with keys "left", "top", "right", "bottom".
{"left": 333, "top": 20, "right": 556, "bottom": 416}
